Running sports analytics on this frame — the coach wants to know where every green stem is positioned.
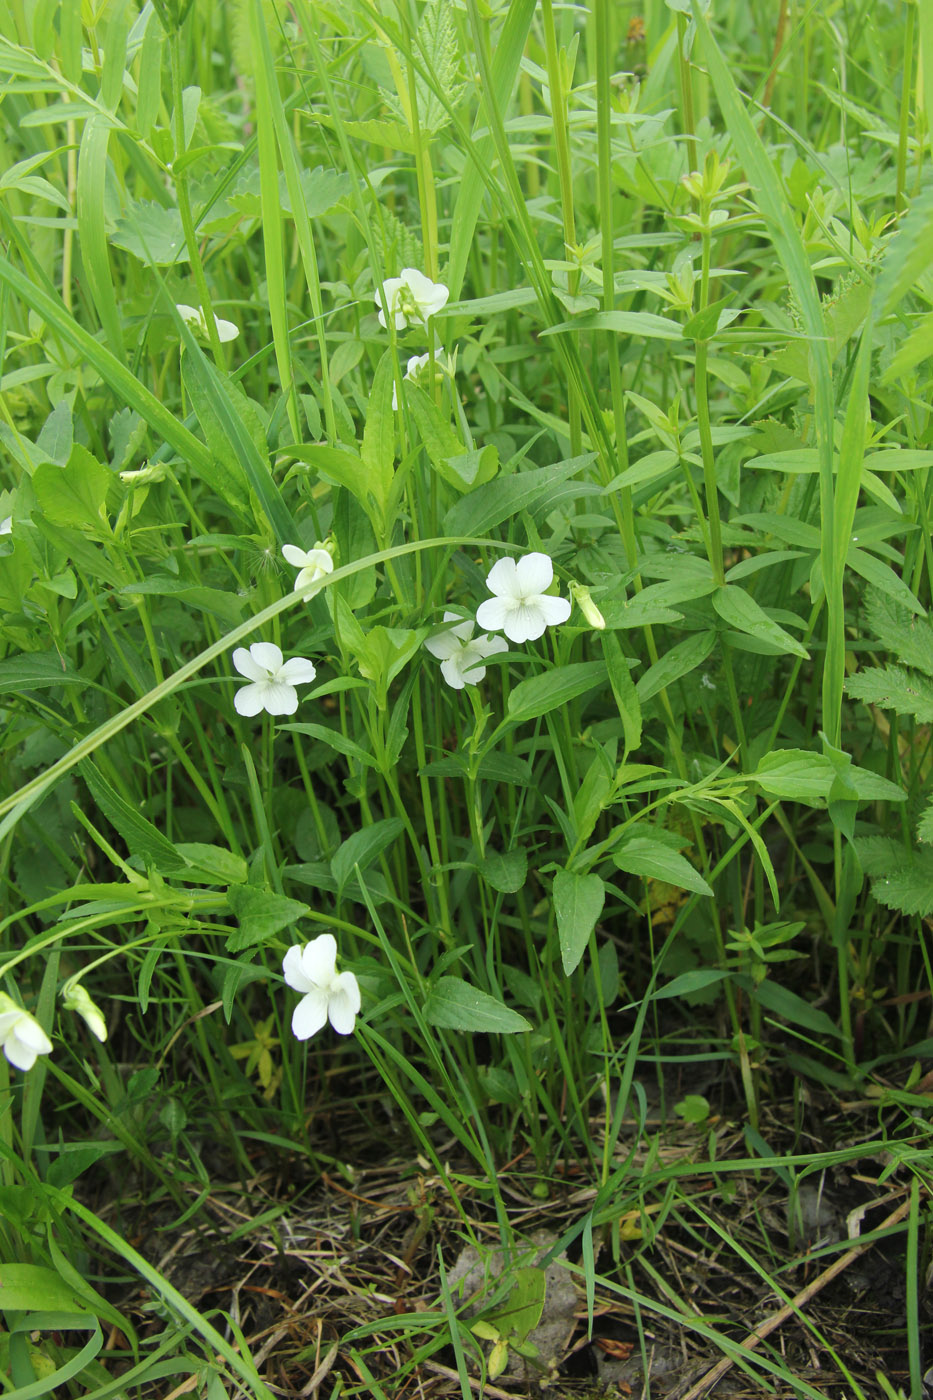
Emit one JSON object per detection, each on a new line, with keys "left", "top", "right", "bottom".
{"left": 170, "top": 30, "right": 225, "bottom": 366}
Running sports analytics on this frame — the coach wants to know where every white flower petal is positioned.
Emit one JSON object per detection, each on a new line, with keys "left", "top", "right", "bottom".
{"left": 282, "top": 544, "right": 310, "bottom": 567}
{"left": 260, "top": 682, "right": 299, "bottom": 716}
{"left": 4, "top": 1039, "right": 38, "bottom": 1071}
{"left": 503, "top": 605, "right": 548, "bottom": 643}
{"left": 249, "top": 641, "right": 284, "bottom": 673}
{"left": 0, "top": 516, "right": 12, "bottom": 535}
{"left": 215, "top": 316, "right": 239, "bottom": 343}
{"left": 425, "top": 632, "right": 461, "bottom": 661}
{"left": 476, "top": 597, "right": 511, "bottom": 633}
{"left": 439, "top": 656, "right": 468, "bottom": 688}
{"left": 300, "top": 933, "right": 338, "bottom": 986}
{"left": 278, "top": 658, "right": 317, "bottom": 686}
{"left": 485, "top": 557, "right": 519, "bottom": 597}
{"left": 515, "top": 552, "right": 554, "bottom": 595}
{"left": 292, "top": 990, "right": 329, "bottom": 1040}
{"left": 474, "top": 634, "right": 509, "bottom": 659}
{"left": 232, "top": 647, "right": 267, "bottom": 682}
{"left": 534, "top": 594, "right": 572, "bottom": 627}
{"left": 16, "top": 1018, "right": 52, "bottom": 1055}
{"left": 328, "top": 972, "right": 361, "bottom": 1034}
{"left": 176, "top": 303, "right": 203, "bottom": 329}
{"left": 283, "top": 945, "right": 313, "bottom": 993}
{"left": 234, "top": 682, "right": 267, "bottom": 716}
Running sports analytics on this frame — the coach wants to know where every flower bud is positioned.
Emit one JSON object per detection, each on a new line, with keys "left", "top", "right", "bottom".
{"left": 570, "top": 581, "right": 606, "bottom": 630}
{"left": 62, "top": 981, "right": 108, "bottom": 1043}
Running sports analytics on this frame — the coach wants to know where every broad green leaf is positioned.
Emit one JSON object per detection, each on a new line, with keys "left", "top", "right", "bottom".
{"left": 77, "top": 114, "right": 124, "bottom": 358}
{"left": 613, "top": 836, "right": 713, "bottom": 897}
{"left": 0, "top": 651, "right": 84, "bottom": 692}
{"left": 507, "top": 661, "right": 606, "bottom": 724}
{"left": 110, "top": 201, "right": 188, "bottom": 265}
{"left": 600, "top": 631, "right": 641, "bottom": 753}
{"left": 846, "top": 547, "right": 925, "bottom": 616}
{"left": 713, "top": 585, "right": 809, "bottom": 658}
{"left": 80, "top": 762, "right": 186, "bottom": 873}
{"left": 635, "top": 631, "right": 716, "bottom": 702}
{"left": 405, "top": 383, "right": 497, "bottom": 494}
{"left": 444, "top": 454, "right": 595, "bottom": 536}
{"left": 750, "top": 980, "right": 841, "bottom": 1038}
{"left": 424, "top": 977, "right": 531, "bottom": 1033}
{"left": 479, "top": 849, "right": 528, "bottom": 893}
{"left": 36, "top": 399, "right": 73, "bottom": 465}
{"left": 554, "top": 870, "right": 605, "bottom": 975}
{"left": 750, "top": 750, "right": 905, "bottom": 805}
{"left": 121, "top": 576, "right": 245, "bottom": 625}
{"left": 32, "top": 447, "right": 113, "bottom": 537}
{"left": 281, "top": 723, "right": 379, "bottom": 770}
{"left": 174, "top": 844, "right": 248, "bottom": 885}
{"left": 286, "top": 444, "right": 381, "bottom": 524}
{"left": 0, "top": 1264, "right": 94, "bottom": 1314}
{"left": 331, "top": 818, "right": 406, "bottom": 898}
{"left": 655, "top": 969, "right": 732, "bottom": 999}
{"left": 226, "top": 887, "right": 309, "bottom": 951}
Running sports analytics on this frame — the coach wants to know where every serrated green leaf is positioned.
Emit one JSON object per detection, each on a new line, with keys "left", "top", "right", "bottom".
{"left": 845, "top": 665, "right": 933, "bottom": 722}
{"left": 865, "top": 589, "right": 933, "bottom": 674}
{"left": 423, "top": 977, "right": 531, "bottom": 1033}
{"left": 110, "top": 200, "right": 188, "bottom": 265}
{"left": 553, "top": 869, "right": 605, "bottom": 975}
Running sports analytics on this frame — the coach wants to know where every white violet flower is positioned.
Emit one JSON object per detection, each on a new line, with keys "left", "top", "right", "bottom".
{"left": 282, "top": 543, "right": 334, "bottom": 593}
{"left": 0, "top": 993, "right": 53, "bottom": 1072}
{"left": 176, "top": 302, "right": 240, "bottom": 343}
{"left": 424, "top": 612, "right": 508, "bottom": 689}
{"left": 231, "top": 642, "right": 317, "bottom": 717}
{"left": 0, "top": 516, "right": 11, "bottom": 536}
{"left": 375, "top": 268, "right": 449, "bottom": 329}
{"left": 61, "top": 981, "right": 108, "bottom": 1043}
{"left": 283, "top": 934, "right": 361, "bottom": 1038}
{"left": 475, "top": 552, "right": 572, "bottom": 644}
